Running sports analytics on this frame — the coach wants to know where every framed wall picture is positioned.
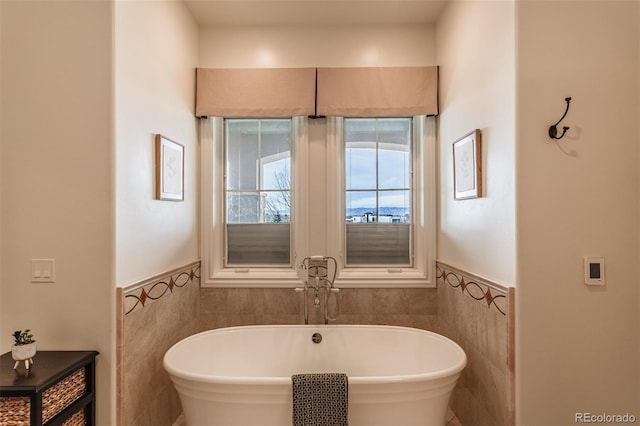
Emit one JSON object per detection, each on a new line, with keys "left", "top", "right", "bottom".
{"left": 453, "top": 129, "right": 482, "bottom": 200}
{"left": 155, "top": 134, "right": 184, "bottom": 201}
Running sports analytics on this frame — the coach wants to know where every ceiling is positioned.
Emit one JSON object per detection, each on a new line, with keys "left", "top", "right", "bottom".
{"left": 182, "top": 0, "right": 449, "bottom": 26}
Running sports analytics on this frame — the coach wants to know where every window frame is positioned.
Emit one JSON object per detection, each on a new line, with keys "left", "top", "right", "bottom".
{"left": 201, "top": 117, "right": 309, "bottom": 287}
{"left": 344, "top": 117, "right": 414, "bottom": 267}
{"left": 326, "top": 116, "right": 436, "bottom": 287}
{"left": 201, "top": 115, "right": 435, "bottom": 288}
{"left": 224, "top": 118, "right": 293, "bottom": 267}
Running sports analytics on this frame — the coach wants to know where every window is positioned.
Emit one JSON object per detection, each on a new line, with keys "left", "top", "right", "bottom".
{"left": 201, "top": 117, "right": 308, "bottom": 287}
{"left": 326, "top": 116, "right": 435, "bottom": 287}
{"left": 345, "top": 118, "right": 412, "bottom": 266}
{"left": 225, "top": 119, "right": 292, "bottom": 266}
{"left": 202, "top": 115, "right": 434, "bottom": 288}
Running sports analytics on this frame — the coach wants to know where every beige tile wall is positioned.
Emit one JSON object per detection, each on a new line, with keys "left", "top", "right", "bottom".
{"left": 117, "top": 262, "right": 200, "bottom": 426}
{"left": 436, "top": 261, "right": 515, "bottom": 426}
{"left": 199, "top": 287, "right": 437, "bottom": 330}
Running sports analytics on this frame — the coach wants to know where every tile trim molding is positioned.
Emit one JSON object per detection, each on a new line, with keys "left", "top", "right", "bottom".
{"left": 436, "top": 260, "right": 509, "bottom": 316}
{"left": 436, "top": 260, "right": 516, "bottom": 426}
{"left": 122, "top": 261, "right": 201, "bottom": 315}
{"left": 117, "top": 260, "right": 202, "bottom": 426}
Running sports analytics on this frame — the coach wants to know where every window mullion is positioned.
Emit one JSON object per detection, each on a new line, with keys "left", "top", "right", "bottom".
{"left": 223, "top": 121, "right": 229, "bottom": 264}
{"left": 375, "top": 120, "right": 380, "bottom": 222}
{"left": 257, "top": 120, "right": 262, "bottom": 223}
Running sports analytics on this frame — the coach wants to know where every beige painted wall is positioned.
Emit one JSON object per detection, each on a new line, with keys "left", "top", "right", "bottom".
{"left": 516, "top": 1, "right": 640, "bottom": 424}
{"left": 0, "top": 1, "right": 114, "bottom": 424}
{"left": 115, "top": 0, "right": 199, "bottom": 286}
{"left": 199, "top": 24, "right": 436, "bottom": 68}
{"left": 436, "top": 0, "right": 516, "bottom": 287}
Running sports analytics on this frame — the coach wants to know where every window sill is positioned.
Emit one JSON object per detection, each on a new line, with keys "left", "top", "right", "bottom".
{"left": 202, "top": 267, "right": 302, "bottom": 288}
{"left": 201, "top": 266, "right": 435, "bottom": 288}
{"left": 333, "top": 267, "right": 435, "bottom": 288}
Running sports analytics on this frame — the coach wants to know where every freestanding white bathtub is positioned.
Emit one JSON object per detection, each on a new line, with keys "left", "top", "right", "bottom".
{"left": 164, "top": 325, "right": 466, "bottom": 426}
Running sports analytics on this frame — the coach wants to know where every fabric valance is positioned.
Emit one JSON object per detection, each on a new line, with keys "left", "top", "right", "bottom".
{"left": 195, "top": 68, "right": 316, "bottom": 118}
{"left": 316, "top": 66, "right": 438, "bottom": 117}
{"left": 195, "top": 66, "right": 438, "bottom": 118}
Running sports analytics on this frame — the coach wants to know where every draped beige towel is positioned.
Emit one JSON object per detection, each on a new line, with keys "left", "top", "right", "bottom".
{"left": 292, "top": 373, "right": 349, "bottom": 426}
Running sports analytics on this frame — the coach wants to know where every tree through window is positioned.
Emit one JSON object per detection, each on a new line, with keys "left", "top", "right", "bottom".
{"left": 225, "top": 119, "right": 292, "bottom": 265}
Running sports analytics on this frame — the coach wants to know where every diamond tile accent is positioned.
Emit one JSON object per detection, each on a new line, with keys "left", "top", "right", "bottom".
{"left": 436, "top": 262, "right": 508, "bottom": 316}
{"left": 123, "top": 262, "right": 201, "bottom": 315}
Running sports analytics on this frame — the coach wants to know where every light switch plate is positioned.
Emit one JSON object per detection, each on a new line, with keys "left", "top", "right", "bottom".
{"left": 584, "top": 257, "right": 605, "bottom": 286}
{"left": 32, "top": 259, "right": 55, "bottom": 283}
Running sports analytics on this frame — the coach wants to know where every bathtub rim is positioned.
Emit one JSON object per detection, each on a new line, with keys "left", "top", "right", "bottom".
{"left": 164, "top": 324, "right": 467, "bottom": 386}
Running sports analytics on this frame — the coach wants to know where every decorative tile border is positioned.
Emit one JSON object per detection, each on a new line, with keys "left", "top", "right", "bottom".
{"left": 123, "top": 261, "right": 201, "bottom": 315}
{"left": 436, "top": 261, "right": 508, "bottom": 316}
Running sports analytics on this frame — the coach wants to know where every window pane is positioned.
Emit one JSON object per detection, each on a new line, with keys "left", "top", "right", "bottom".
{"left": 261, "top": 120, "right": 291, "bottom": 157}
{"left": 346, "top": 191, "right": 377, "bottom": 222}
{"left": 261, "top": 119, "right": 291, "bottom": 191}
{"left": 224, "top": 118, "right": 292, "bottom": 267}
{"left": 346, "top": 224, "right": 410, "bottom": 265}
{"left": 263, "top": 158, "right": 290, "bottom": 191}
{"left": 226, "top": 120, "right": 259, "bottom": 190}
{"left": 345, "top": 118, "right": 376, "bottom": 143}
{"left": 379, "top": 190, "right": 410, "bottom": 223}
{"left": 227, "top": 192, "right": 259, "bottom": 223}
{"left": 227, "top": 223, "right": 290, "bottom": 265}
{"left": 344, "top": 117, "right": 412, "bottom": 267}
{"left": 346, "top": 143, "right": 376, "bottom": 190}
{"left": 345, "top": 119, "right": 377, "bottom": 190}
{"left": 264, "top": 191, "right": 291, "bottom": 223}
{"left": 376, "top": 118, "right": 411, "bottom": 144}
{"left": 378, "top": 144, "right": 409, "bottom": 190}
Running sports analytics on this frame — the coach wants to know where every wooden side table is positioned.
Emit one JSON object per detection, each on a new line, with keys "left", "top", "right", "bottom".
{"left": 0, "top": 351, "right": 98, "bottom": 426}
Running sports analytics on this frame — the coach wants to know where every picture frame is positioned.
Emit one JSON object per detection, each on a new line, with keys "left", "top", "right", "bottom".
{"left": 453, "top": 129, "right": 482, "bottom": 200}
{"left": 155, "top": 134, "right": 184, "bottom": 201}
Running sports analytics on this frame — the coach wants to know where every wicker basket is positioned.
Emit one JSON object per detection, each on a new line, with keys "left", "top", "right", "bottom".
{"left": 0, "top": 367, "right": 87, "bottom": 426}
{"left": 0, "top": 396, "right": 30, "bottom": 426}
{"left": 42, "top": 367, "right": 87, "bottom": 423}
{"left": 62, "top": 409, "right": 86, "bottom": 426}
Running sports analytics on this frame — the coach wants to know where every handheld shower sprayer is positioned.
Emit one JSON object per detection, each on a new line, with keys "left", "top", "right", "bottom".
{"left": 294, "top": 256, "right": 339, "bottom": 324}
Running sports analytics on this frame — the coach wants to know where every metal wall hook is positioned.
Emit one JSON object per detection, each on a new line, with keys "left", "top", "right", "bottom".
{"left": 548, "top": 97, "right": 572, "bottom": 140}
